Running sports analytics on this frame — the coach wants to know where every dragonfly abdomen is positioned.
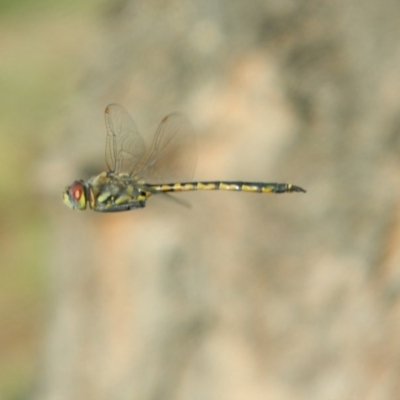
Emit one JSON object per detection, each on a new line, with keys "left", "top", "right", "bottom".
{"left": 148, "top": 181, "right": 306, "bottom": 194}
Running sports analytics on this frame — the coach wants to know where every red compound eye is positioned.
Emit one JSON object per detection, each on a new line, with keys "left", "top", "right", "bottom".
{"left": 70, "top": 182, "right": 83, "bottom": 200}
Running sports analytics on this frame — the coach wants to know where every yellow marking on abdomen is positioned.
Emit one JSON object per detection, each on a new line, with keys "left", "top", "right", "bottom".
{"left": 181, "top": 183, "right": 194, "bottom": 191}
{"left": 197, "top": 182, "right": 217, "bottom": 190}
{"left": 241, "top": 184, "right": 259, "bottom": 192}
{"left": 137, "top": 192, "right": 150, "bottom": 201}
{"left": 219, "top": 182, "right": 240, "bottom": 191}
{"left": 160, "top": 184, "right": 173, "bottom": 191}
{"left": 261, "top": 186, "right": 275, "bottom": 193}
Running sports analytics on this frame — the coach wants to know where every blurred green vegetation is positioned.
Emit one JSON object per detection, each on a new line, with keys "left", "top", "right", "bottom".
{"left": 0, "top": 1, "right": 102, "bottom": 398}
{"left": 0, "top": 0, "right": 97, "bottom": 16}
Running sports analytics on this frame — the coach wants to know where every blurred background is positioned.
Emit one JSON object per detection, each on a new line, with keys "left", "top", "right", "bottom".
{"left": 2, "top": 0, "right": 400, "bottom": 399}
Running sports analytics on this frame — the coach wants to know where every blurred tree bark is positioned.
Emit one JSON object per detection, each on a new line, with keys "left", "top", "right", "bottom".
{"left": 36, "top": 0, "right": 400, "bottom": 399}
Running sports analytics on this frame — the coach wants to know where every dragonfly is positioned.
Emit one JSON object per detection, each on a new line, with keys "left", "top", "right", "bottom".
{"left": 63, "top": 104, "right": 306, "bottom": 212}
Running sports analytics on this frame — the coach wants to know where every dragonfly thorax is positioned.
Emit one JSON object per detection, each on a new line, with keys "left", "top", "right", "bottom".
{"left": 86, "top": 172, "right": 150, "bottom": 212}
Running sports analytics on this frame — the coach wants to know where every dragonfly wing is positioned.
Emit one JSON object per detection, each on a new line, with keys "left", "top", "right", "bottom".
{"left": 104, "top": 104, "right": 146, "bottom": 173}
{"left": 132, "top": 113, "right": 197, "bottom": 184}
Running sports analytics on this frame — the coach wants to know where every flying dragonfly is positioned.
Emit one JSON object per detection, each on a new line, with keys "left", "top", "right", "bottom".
{"left": 63, "top": 104, "right": 306, "bottom": 212}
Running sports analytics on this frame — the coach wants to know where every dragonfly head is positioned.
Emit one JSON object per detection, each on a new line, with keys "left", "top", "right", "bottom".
{"left": 63, "top": 180, "right": 88, "bottom": 210}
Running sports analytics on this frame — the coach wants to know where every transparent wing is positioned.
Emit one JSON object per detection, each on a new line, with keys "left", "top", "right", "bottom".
{"left": 104, "top": 104, "right": 146, "bottom": 173}
{"left": 132, "top": 113, "right": 197, "bottom": 183}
